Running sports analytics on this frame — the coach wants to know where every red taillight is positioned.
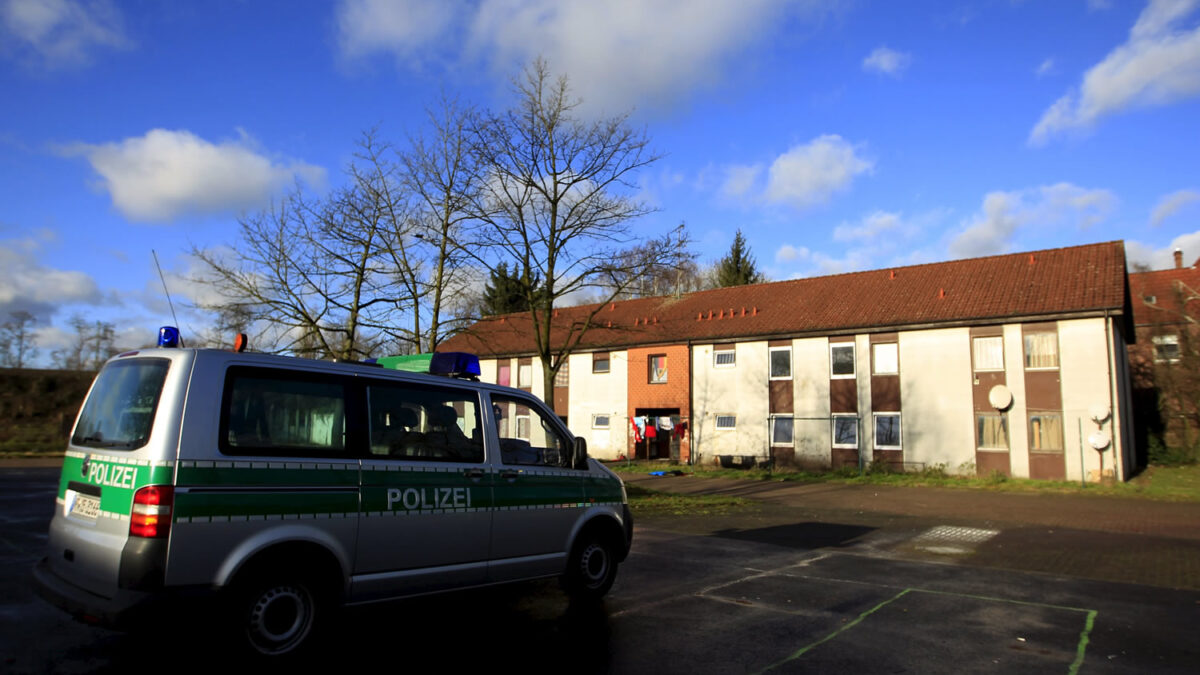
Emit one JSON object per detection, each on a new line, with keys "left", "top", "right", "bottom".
{"left": 129, "top": 485, "right": 174, "bottom": 538}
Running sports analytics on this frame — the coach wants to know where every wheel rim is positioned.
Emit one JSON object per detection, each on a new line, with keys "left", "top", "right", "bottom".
{"left": 578, "top": 542, "right": 610, "bottom": 588}
{"left": 246, "top": 583, "right": 313, "bottom": 655}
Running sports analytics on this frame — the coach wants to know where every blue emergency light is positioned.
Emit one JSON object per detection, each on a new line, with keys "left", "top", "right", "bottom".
{"left": 158, "top": 326, "right": 181, "bottom": 348}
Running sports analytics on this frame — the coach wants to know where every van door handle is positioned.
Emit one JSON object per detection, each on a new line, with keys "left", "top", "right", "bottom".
{"left": 500, "top": 470, "right": 520, "bottom": 481}
{"left": 463, "top": 468, "right": 484, "bottom": 480}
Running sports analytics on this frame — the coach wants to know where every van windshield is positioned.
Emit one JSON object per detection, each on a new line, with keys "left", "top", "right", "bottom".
{"left": 72, "top": 358, "right": 170, "bottom": 450}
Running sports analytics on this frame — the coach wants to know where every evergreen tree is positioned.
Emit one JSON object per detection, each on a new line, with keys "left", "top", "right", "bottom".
{"left": 481, "top": 262, "right": 540, "bottom": 315}
{"left": 715, "top": 229, "right": 766, "bottom": 287}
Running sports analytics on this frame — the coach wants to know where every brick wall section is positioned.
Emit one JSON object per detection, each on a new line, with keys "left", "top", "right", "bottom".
{"left": 627, "top": 345, "right": 691, "bottom": 461}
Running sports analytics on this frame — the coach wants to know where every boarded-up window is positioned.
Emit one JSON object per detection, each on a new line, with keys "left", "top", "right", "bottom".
{"left": 873, "top": 343, "right": 898, "bottom": 375}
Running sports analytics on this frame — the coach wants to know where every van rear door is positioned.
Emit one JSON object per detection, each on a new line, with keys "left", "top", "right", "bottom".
{"left": 45, "top": 353, "right": 188, "bottom": 601}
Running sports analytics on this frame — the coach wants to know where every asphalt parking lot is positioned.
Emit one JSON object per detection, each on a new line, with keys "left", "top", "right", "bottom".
{"left": 3, "top": 465, "right": 1198, "bottom": 673}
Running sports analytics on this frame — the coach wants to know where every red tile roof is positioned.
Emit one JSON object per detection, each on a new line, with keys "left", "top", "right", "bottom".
{"left": 441, "top": 241, "right": 1131, "bottom": 357}
{"left": 1129, "top": 256, "right": 1200, "bottom": 328}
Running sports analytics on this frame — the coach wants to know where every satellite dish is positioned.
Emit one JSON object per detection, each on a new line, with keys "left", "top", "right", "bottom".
{"left": 1088, "top": 431, "right": 1111, "bottom": 451}
{"left": 988, "top": 385, "right": 1013, "bottom": 411}
{"left": 1088, "top": 404, "right": 1111, "bottom": 424}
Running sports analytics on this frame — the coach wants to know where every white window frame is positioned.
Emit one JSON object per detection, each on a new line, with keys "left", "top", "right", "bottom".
{"left": 972, "top": 336, "right": 1004, "bottom": 372}
{"left": 715, "top": 414, "right": 737, "bottom": 430}
{"left": 769, "top": 346, "right": 792, "bottom": 380}
{"left": 713, "top": 348, "right": 736, "bottom": 368}
{"left": 872, "top": 342, "right": 898, "bottom": 376}
{"left": 1153, "top": 334, "right": 1181, "bottom": 363}
{"left": 592, "top": 353, "right": 610, "bottom": 374}
{"left": 1023, "top": 332, "right": 1059, "bottom": 370}
{"left": 873, "top": 413, "right": 902, "bottom": 450}
{"left": 770, "top": 415, "right": 794, "bottom": 447}
{"left": 975, "top": 413, "right": 1009, "bottom": 450}
{"left": 518, "top": 363, "right": 533, "bottom": 387}
{"left": 831, "top": 414, "right": 858, "bottom": 448}
{"left": 830, "top": 343, "right": 856, "bottom": 379}
{"left": 591, "top": 414, "right": 610, "bottom": 429}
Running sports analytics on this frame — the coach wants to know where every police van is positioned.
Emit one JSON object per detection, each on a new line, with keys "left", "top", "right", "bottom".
{"left": 34, "top": 329, "right": 633, "bottom": 656}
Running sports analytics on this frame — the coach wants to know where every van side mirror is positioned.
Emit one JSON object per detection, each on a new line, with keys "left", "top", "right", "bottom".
{"left": 572, "top": 437, "right": 588, "bottom": 470}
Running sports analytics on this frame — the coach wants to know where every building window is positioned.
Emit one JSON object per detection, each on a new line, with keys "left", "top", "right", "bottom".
{"left": 830, "top": 343, "right": 855, "bottom": 379}
{"left": 518, "top": 362, "right": 533, "bottom": 387}
{"left": 649, "top": 355, "right": 668, "bottom": 384}
{"left": 832, "top": 415, "right": 858, "bottom": 448}
{"left": 874, "top": 413, "right": 901, "bottom": 449}
{"left": 592, "top": 352, "right": 610, "bottom": 374}
{"left": 1153, "top": 335, "right": 1181, "bottom": 363}
{"left": 515, "top": 414, "right": 531, "bottom": 440}
{"left": 1029, "top": 412, "right": 1064, "bottom": 452}
{"left": 498, "top": 363, "right": 511, "bottom": 387}
{"left": 771, "top": 416, "right": 794, "bottom": 446}
{"left": 769, "top": 347, "right": 792, "bottom": 380}
{"left": 592, "top": 414, "right": 610, "bottom": 429}
{"left": 554, "top": 360, "right": 569, "bottom": 387}
{"left": 715, "top": 414, "right": 737, "bottom": 430}
{"left": 973, "top": 336, "right": 1004, "bottom": 372}
{"left": 1024, "top": 332, "right": 1059, "bottom": 370}
{"left": 714, "top": 348, "right": 736, "bottom": 368}
{"left": 976, "top": 413, "right": 1008, "bottom": 450}
{"left": 872, "top": 343, "right": 898, "bottom": 375}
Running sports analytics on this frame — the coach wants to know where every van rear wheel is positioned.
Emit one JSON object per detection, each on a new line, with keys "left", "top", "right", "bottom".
{"left": 563, "top": 531, "right": 618, "bottom": 600}
{"left": 231, "top": 573, "right": 323, "bottom": 657}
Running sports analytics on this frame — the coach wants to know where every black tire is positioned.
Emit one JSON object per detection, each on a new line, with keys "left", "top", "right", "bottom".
{"left": 563, "top": 531, "right": 618, "bottom": 600}
{"left": 230, "top": 573, "right": 324, "bottom": 657}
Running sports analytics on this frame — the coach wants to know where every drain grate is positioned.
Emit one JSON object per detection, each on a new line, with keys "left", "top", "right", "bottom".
{"left": 909, "top": 525, "right": 999, "bottom": 555}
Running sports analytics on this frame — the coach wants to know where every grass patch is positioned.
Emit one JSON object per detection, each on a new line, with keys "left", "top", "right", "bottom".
{"left": 607, "top": 460, "right": 1200, "bottom": 502}
{"left": 625, "top": 483, "right": 752, "bottom": 517}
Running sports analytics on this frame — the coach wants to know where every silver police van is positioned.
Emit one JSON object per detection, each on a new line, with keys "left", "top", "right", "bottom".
{"left": 34, "top": 330, "right": 633, "bottom": 656}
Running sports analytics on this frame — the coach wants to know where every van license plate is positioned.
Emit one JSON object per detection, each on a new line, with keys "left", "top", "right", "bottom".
{"left": 67, "top": 491, "right": 100, "bottom": 520}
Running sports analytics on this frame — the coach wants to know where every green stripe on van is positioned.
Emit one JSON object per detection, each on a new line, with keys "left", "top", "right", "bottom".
{"left": 59, "top": 454, "right": 175, "bottom": 516}
{"left": 174, "top": 490, "right": 359, "bottom": 519}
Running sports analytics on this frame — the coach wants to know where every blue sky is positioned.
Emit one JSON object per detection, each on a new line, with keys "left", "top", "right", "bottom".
{"left": 3, "top": 0, "right": 1200, "bottom": 361}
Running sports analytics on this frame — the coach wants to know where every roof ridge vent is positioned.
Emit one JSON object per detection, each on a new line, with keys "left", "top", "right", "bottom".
{"left": 1029, "top": 253, "right": 1036, "bottom": 265}
{"left": 939, "top": 288, "right": 946, "bottom": 299}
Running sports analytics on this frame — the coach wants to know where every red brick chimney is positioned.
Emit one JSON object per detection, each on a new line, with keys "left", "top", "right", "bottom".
{"left": 1175, "top": 248, "right": 1183, "bottom": 269}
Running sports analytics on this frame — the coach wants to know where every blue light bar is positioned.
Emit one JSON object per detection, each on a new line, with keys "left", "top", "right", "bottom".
{"left": 430, "top": 352, "right": 482, "bottom": 378}
{"left": 158, "top": 326, "right": 181, "bottom": 348}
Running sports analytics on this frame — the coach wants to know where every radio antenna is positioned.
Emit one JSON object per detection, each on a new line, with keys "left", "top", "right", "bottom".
{"left": 152, "top": 249, "right": 185, "bottom": 347}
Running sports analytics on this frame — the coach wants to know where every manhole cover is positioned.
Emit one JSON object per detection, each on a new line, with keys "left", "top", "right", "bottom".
{"left": 909, "top": 525, "right": 999, "bottom": 555}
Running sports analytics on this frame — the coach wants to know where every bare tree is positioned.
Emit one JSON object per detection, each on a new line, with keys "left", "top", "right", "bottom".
{"left": 469, "top": 58, "right": 691, "bottom": 399}
{"left": 50, "top": 314, "right": 114, "bottom": 370}
{"left": 0, "top": 311, "right": 38, "bottom": 368}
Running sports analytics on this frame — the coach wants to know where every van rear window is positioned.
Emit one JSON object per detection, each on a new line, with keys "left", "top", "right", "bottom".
{"left": 72, "top": 359, "right": 170, "bottom": 450}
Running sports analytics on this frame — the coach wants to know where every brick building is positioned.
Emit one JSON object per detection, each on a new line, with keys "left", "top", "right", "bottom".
{"left": 442, "top": 241, "right": 1137, "bottom": 481}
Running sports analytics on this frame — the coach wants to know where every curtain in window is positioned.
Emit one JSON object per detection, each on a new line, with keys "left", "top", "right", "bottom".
{"left": 1029, "top": 413, "right": 1063, "bottom": 451}
{"left": 973, "top": 336, "right": 1003, "bottom": 371}
{"left": 1024, "top": 333, "right": 1058, "bottom": 369}
{"left": 976, "top": 414, "right": 1008, "bottom": 449}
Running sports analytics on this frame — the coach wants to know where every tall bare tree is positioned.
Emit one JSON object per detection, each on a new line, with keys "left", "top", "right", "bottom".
{"left": 469, "top": 58, "right": 691, "bottom": 399}
{"left": 0, "top": 311, "right": 38, "bottom": 368}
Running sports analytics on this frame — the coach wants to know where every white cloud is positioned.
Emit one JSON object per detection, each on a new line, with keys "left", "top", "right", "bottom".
{"left": 1150, "top": 188, "right": 1200, "bottom": 226}
{"left": 862, "top": 46, "right": 912, "bottom": 76}
{"left": 832, "top": 210, "right": 908, "bottom": 243}
{"left": 64, "top": 129, "right": 327, "bottom": 223}
{"left": 0, "top": 232, "right": 103, "bottom": 321}
{"left": 764, "top": 135, "right": 874, "bottom": 210}
{"left": 774, "top": 243, "right": 810, "bottom": 263}
{"left": 1036, "top": 57, "right": 1055, "bottom": 77}
{"left": 0, "top": 0, "right": 129, "bottom": 68}
{"left": 1127, "top": 230, "right": 1200, "bottom": 268}
{"left": 949, "top": 183, "right": 1118, "bottom": 257}
{"left": 719, "top": 164, "right": 762, "bottom": 199}
{"left": 336, "top": 0, "right": 824, "bottom": 112}
{"left": 1030, "top": 0, "right": 1200, "bottom": 144}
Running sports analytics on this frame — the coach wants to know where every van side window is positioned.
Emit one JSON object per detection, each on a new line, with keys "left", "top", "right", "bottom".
{"left": 492, "top": 394, "right": 572, "bottom": 468}
{"left": 368, "top": 382, "right": 483, "bottom": 463}
{"left": 221, "top": 368, "right": 348, "bottom": 457}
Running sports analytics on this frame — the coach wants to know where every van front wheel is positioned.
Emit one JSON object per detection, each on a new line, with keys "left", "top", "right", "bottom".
{"left": 563, "top": 532, "right": 618, "bottom": 600}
